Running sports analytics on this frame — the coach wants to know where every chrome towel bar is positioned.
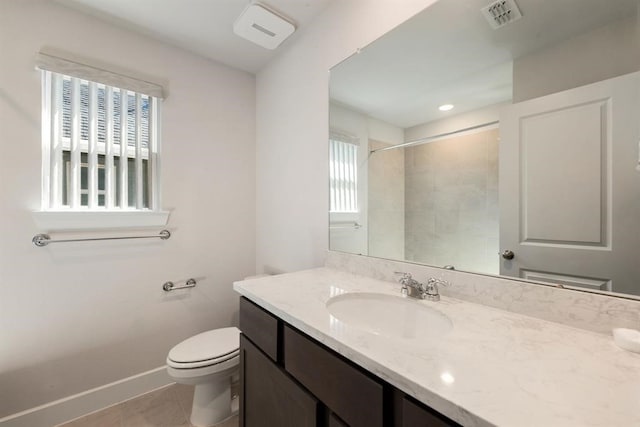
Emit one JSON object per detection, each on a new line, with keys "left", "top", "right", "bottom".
{"left": 32, "top": 229, "right": 171, "bottom": 247}
{"left": 163, "top": 278, "right": 196, "bottom": 292}
{"left": 329, "top": 221, "right": 362, "bottom": 230}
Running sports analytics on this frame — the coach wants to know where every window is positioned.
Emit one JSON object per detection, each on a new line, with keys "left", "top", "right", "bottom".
{"left": 329, "top": 132, "right": 359, "bottom": 213}
{"left": 34, "top": 52, "right": 167, "bottom": 230}
{"left": 42, "top": 70, "right": 157, "bottom": 210}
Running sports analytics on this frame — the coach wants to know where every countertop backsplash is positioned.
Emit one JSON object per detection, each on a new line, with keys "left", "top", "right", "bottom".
{"left": 325, "top": 251, "right": 640, "bottom": 335}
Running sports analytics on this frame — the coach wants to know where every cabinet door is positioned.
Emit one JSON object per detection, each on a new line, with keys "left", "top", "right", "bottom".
{"left": 329, "top": 413, "right": 349, "bottom": 427}
{"left": 240, "top": 335, "right": 318, "bottom": 427}
{"left": 402, "top": 396, "right": 459, "bottom": 427}
{"left": 284, "top": 325, "right": 384, "bottom": 427}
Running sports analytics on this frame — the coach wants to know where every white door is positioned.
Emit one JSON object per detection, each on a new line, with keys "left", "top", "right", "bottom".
{"left": 499, "top": 72, "right": 640, "bottom": 294}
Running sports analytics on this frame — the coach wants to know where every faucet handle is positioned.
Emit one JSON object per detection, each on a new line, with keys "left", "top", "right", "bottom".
{"left": 425, "top": 277, "right": 451, "bottom": 301}
{"left": 394, "top": 271, "right": 412, "bottom": 284}
{"left": 436, "top": 278, "right": 451, "bottom": 287}
{"left": 394, "top": 272, "right": 414, "bottom": 297}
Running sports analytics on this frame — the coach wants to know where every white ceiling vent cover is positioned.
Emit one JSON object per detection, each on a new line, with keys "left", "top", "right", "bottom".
{"left": 481, "top": 0, "right": 523, "bottom": 29}
{"left": 233, "top": 3, "right": 296, "bottom": 50}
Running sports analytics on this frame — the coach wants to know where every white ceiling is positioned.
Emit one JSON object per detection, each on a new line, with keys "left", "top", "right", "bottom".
{"left": 55, "top": 0, "right": 333, "bottom": 73}
{"left": 329, "top": 0, "right": 638, "bottom": 129}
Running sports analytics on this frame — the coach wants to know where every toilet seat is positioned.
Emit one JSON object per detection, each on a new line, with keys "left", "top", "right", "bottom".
{"left": 167, "top": 349, "right": 239, "bottom": 369}
{"left": 167, "top": 327, "right": 240, "bottom": 369}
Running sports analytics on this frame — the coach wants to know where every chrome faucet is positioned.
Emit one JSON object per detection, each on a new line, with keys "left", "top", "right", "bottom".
{"left": 424, "top": 278, "right": 441, "bottom": 301}
{"left": 395, "top": 272, "right": 424, "bottom": 299}
{"left": 424, "top": 277, "right": 451, "bottom": 301}
{"left": 395, "top": 272, "right": 449, "bottom": 301}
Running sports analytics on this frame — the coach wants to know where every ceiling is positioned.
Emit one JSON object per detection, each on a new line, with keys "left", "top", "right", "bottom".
{"left": 55, "top": 0, "right": 333, "bottom": 74}
{"left": 329, "top": 0, "right": 638, "bottom": 129}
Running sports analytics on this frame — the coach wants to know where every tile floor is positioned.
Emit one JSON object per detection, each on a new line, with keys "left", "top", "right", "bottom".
{"left": 57, "top": 384, "right": 238, "bottom": 427}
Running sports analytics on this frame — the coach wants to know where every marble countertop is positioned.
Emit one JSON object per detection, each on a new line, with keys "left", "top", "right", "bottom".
{"left": 233, "top": 267, "right": 640, "bottom": 427}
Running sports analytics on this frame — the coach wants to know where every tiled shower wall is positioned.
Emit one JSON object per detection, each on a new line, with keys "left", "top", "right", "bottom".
{"left": 368, "top": 140, "right": 405, "bottom": 260}
{"left": 404, "top": 128, "right": 499, "bottom": 274}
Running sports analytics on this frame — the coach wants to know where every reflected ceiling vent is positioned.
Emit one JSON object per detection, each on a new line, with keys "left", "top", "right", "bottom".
{"left": 481, "top": 0, "right": 523, "bottom": 29}
{"left": 233, "top": 3, "right": 296, "bottom": 50}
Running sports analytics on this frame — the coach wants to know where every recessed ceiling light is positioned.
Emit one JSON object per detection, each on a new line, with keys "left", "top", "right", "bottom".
{"left": 438, "top": 104, "right": 454, "bottom": 111}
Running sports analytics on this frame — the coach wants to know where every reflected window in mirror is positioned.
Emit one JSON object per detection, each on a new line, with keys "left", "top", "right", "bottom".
{"left": 328, "top": 130, "right": 368, "bottom": 256}
{"left": 329, "top": 132, "right": 359, "bottom": 214}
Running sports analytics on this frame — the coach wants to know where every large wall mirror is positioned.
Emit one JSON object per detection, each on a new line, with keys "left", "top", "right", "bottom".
{"left": 329, "top": 0, "right": 640, "bottom": 297}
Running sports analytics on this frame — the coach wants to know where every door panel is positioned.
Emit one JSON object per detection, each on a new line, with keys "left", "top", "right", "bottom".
{"left": 521, "top": 270, "right": 611, "bottom": 292}
{"left": 500, "top": 71, "right": 640, "bottom": 294}
{"left": 520, "top": 100, "right": 608, "bottom": 245}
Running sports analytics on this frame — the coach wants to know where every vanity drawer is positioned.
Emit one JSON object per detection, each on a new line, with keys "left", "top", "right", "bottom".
{"left": 239, "top": 297, "right": 279, "bottom": 362}
{"left": 283, "top": 325, "right": 384, "bottom": 427}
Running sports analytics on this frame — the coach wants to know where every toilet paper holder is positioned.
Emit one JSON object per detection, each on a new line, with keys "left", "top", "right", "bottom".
{"left": 163, "top": 278, "right": 197, "bottom": 292}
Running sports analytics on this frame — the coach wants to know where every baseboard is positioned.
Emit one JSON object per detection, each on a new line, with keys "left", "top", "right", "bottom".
{"left": 0, "top": 366, "right": 173, "bottom": 427}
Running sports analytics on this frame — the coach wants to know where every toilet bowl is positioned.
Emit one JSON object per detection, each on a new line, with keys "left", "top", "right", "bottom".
{"left": 167, "top": 327, "right": 240, "bottom": 427}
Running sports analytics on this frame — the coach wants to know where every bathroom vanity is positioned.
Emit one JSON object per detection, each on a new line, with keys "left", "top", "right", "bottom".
{"left": 234, "top": 267, "right": 640, "bottom": 427}
{"left": 239, "top": 296, "right": 456, "bottom": 427}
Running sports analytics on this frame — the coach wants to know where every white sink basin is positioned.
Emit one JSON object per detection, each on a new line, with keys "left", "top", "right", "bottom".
{"left": 326, "top": 292, "right": 453, "bottom": 341}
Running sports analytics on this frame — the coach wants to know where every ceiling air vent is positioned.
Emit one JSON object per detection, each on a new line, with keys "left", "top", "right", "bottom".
{"left": 481, "top": 0, "right": 523, "bottom": 29}
{"left": 233, "top": 3, "right": 296, "bottom": 50}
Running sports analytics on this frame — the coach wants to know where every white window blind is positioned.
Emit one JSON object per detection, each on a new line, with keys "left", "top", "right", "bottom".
{"left": 39, "top": 54, "right": 162, "bottom": 212}
{"left": 329, "top": 133, "right": 359, "bottom": 213}
{"left": 36, "top": 52, "right": 164, "bottom": 99}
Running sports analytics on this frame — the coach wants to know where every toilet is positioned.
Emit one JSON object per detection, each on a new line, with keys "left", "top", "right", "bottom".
{"left": 166, "top": 327, "right": 240, "bottom": 427}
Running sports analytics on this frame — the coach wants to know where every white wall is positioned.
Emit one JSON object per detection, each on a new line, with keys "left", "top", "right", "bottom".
{"left": 513, "top": 16, "right": 640, "bottom": 102}
{"left": 404, "top": 103, "right": 504, "bottom": 142}
{"left": 255, "top": 0, "right": 438, "bottom": 274}
{"left": 0, "top": 0, "right": 255, "bottom": 417}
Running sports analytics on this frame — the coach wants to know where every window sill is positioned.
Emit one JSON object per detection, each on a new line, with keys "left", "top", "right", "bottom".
{"left": 32, "top": 210, "right": 170, "bottom": 231}
{"left": 329, "top": 212, "right": 360, "bottom": 222}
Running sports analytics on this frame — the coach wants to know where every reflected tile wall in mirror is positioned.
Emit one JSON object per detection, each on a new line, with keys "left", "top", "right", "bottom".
{"left": 404, "top": 128, "right": 499, "bottom": 273}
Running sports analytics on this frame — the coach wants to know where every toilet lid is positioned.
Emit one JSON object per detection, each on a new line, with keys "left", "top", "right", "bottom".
{"left": 168, "top": 327, "right": 240, "bottom": 365}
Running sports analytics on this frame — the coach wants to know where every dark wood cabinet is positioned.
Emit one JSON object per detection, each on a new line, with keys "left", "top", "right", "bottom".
{"left": 284, "top": 325, "right": 384, "bottom": 427}
{"left": 239, "top": 297, "right": 280, "bottom": 362}
{"left": 329, "top": 413, "right": 349, "bottom": 427}
{"left": 402, "top": 395, "right": 458, "bottom": 427}
{"left": 239, "top": 297, "right": 459, "bottom": 427}
{"left": 283, "top": 326, "right": 383, "bottom": 427}
{"left": 240, "top": 335, "right": 318, "bottom": 427}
